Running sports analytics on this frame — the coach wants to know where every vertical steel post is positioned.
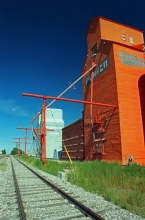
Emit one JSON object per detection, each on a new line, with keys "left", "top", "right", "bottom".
{"left": 40, "top": 99, "right": 46, "bottom": 165}
{"left": 13, "top": 138, "right": 20, "bottom": 156}
{"left": 90, "top": 70, "right": 93, "bottom": 114}
{"left": 16, "top": 128, "right": 32, "bottom": 159}
{"left": 22, "top": 92, "right": 117, "bottom": 165}
{"left": 40, "top": 136, "right": 43, "bottom": 162}
{"left": 18, "top": 138, "right": 20, "bottom": 157}
{"left": 102, "top": 142, "right": 105, "bottom": 155}
{"left": 24, "top": 129, "right": 28, "bottom": 160}
{"left": 43, "top": 98, "right": 47, "bottom": 166}
{"left": 40, "top": 105, "right": 43, "bottom": 162}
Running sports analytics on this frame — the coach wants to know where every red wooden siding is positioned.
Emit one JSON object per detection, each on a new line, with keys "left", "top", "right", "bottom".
{"left": 62, "top": 119, "right": 84, "bottom": 160}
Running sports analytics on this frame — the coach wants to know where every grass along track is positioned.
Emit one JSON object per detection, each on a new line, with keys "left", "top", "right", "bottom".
{"left": 18, "top": 156, "right": 145, "bottom": 218}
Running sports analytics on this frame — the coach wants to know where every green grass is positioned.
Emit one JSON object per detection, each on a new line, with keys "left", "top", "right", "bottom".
{"left": 19, "top": 156, "right": 72, "bottom": 176}
{"left": 18, "top": 156, "right": 145, "bottom": 218}
{"left": 0, "top": 162, "right": 7, "bottom": 170}
{"left": 67, "top": 160, "right": 145, "bottom": 217}
{"left": 0, "top": 162, "right": 5, "bottom": 166}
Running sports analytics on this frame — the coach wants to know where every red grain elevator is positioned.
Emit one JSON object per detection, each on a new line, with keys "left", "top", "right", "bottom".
{"left": 82, "top": 16, "right": 145, "bottom": 165}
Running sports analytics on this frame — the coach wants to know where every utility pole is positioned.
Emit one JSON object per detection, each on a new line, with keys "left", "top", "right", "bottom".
{"left": 13, "top": 138, "right": 32, "bottom": 158}
{"left": 22, "top": 94, "right": 47, "bottom": 166}
{"left": 13, "top": 142, "right": 31, "bottom": 156}
{"left": 13, "top": 142, "right": 21, "bottom": 155}
{"left": 16, "top": 128, "right": 32, "bottom": 160}
{"left": 16, "top": 127, "right": 42, "bottom": 160}
{"left": 13, "top": 138, "right": 21, "bottom": 156}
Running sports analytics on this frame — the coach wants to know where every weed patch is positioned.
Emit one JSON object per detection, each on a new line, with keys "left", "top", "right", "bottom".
{"left": 0, "top": 162, "right": 7, "bottom": 170}
{"left": 18, "top": 156, "right": 145, "bottom": 218}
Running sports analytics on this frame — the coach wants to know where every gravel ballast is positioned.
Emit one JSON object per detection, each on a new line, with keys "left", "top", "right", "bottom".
{"left": 0, "top": 156, "right": 145, "bottom": 220}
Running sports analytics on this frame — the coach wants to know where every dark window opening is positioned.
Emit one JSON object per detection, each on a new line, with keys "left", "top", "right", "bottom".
{"left": 91, "top": 43, "right": 98, "bottom": 57}
{"left": 138, "top": 74, "right": 145, "bottom": 143}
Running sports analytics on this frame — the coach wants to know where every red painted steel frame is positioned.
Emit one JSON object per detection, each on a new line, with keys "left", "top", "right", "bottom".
{"left": 13, "top": 141, "right": 21, "bottom": 156}
{"left": 13, "top": 137, "right": 32, "bottom": 157}
{"left": 43, "top": 99, "right": 46, "bottom": 166}
{"left": 16, "top": 128, "right": 32, "bottom": 160}
{"left": 30, "top": 64, "right": 97, "bottom": 126}
{"left": 22, "top": 92, "right": 117, "bottom": 166}
{"left": 22, "top": 93, "right": 118, "bottom": 108}
{"left": 22, "top": 93, "right": 47, "bottom": 166}
{"left": 13, "top": 138, "right": 21, "bottom": 156}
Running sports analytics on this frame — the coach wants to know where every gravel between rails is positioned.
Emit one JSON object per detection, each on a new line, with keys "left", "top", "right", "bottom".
{"left": 0, "top": 157, "right": 20, "bottom": 220}
{"left": 0, "top": 156, "right": 145, "bottom": 220}
{"left": 0, "top": 157, "right": 93, "bottom": 220}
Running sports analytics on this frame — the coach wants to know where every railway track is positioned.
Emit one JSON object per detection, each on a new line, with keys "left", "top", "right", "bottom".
{"left": 0, "top": 156, "right": 6, "bottom": 160}
{"left": 0, "top": 156, "right": 144, "bottom": 220}
{"left": 1, "top": 156, "right": 104, "bottom": 220}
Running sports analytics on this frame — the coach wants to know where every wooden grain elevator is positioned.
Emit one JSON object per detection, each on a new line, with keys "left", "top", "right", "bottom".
{"left": 82, "top": 16, "right": 145, "bottom": 165}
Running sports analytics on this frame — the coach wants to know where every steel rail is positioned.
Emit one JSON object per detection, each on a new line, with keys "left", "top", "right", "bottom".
{"left": 16, "top": 158, "right": 105, "bottom": 220}
{"left": 10, "top": 157, "right": 26, "bottom": 220}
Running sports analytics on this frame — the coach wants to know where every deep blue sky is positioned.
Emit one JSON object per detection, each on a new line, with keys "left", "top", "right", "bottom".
{"left": 0, "top": 0, "right": 145, "bottom": 153}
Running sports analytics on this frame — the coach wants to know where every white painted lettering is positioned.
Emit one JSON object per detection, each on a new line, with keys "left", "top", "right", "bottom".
{"left": 100, "top": 64, "right": 103, "bottom": 72}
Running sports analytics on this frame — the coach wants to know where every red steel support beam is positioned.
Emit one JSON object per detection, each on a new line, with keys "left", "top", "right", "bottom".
{"left": 29, "top": 64, "right": 97, "bottom": 125}
{"left": 22, "top": 92, "right": 118, "bottom": 166}
{"left": 43, "top": 98, "right": 47, "bottom": 166}
{"left": 25, "top": 129, "right": 27, "bottom": 160}
{"left": 13, "top": 138, "right": 21, "bottom": 156}
{"left": 13, "top": 137, "right": 32, "bottom": 157}
{"left": 13, "top": 141, "right": 31, "bottom": 157}
{"left": 13, "top": 142, "right": 20, "bottom": 155}
{"left": 16, "top": 128, "right": 32, "bottom": 160}
{"left": 22, "top": 93, "right": 118, "bottom": 108}
{"left": 22, "top": 94, "right": 47, "bottom": 166}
